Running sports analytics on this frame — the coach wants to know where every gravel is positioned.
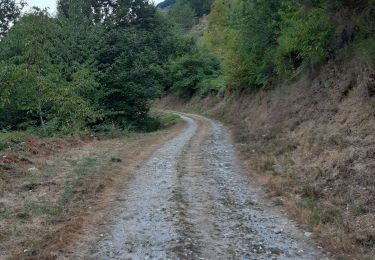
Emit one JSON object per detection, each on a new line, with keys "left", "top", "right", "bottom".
{"left": 88, "top": 114, "right": 327, "bottom": 259}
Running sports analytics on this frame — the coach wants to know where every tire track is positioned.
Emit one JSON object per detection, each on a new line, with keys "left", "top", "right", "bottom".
{"left": 86, "top": 114, "right": 326, "bottom": 259}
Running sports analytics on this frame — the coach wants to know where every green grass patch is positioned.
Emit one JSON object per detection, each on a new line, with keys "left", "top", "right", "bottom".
{"left": 305, "top": 197, "right": 342, "bottom": 227}
{"left": 0, "top": 207, "right": 10, "bottom": 220}
{"left": 305, "top": 197, "right": 321, "bottom": 227}
{"left": 0, "top": 131, "right": 27, "bottom": 151}
{"left": 59, "top": 156, "right": 98, "bottom": 208}
{"left": 352, "top": 203, "right": 366, "bottom": 216}
{"left": 16, "top": 212, "right": 31, "bottom": 220}
{"left": 158, "top": 113, "right": 181, "bottom": 128}
{"left": 25, "top": 202, "right": 59, "bottom": 216}
{"left": 355, "top": 37, "right": 375, "bottom": 68}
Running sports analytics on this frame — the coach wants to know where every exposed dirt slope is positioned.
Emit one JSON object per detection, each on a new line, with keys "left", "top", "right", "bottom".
{"left": 157, "top": 60, "right": 375, "bottom": 259}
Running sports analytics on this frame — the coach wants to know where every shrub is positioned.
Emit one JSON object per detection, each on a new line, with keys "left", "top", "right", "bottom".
{"left": 276, "top": 3, "right": 335, "bottom": 77}
{"left": 355, "top": 37, "right": 375, "bottom": 68}
{"left": 0, "top": 131, "right": 26, "bottom": 151}
{"left": 167, "top": 50, "right": 221, "bottom": 98}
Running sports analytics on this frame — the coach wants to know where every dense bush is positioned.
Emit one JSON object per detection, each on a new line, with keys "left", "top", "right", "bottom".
{"left": 0, "top": 0, "right": 192, "bottom": 134}
{"left": 166, "top": 50, "right": 221, "bottom": 98}
{"left": 202, "top": 0, "right": 374, "bottom": 90}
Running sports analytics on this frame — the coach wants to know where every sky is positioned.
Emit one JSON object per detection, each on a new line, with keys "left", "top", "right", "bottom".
{"left": 26, "top": 0, "right": 165, "bottom": 14}
{"left": 27, "top": 0, "right": 57, "bottom": 13}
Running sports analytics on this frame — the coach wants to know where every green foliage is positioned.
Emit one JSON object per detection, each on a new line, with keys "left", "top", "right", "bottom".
{"left": 352, "top": 203, "right": 366, "bottom": 216}
{"left": 0, "top": 207, "right": 10, "bottom": 220}
{"left": 152, "top": 112, "right": 181, "bottom": 128}
{"left": 0, "top": 131, "right": 26, "bottom": 151}
{"left": 188, "top": 0, "right": 212, "bottom": 17}
{"left": 167, "top": 0, "right": 196, "bottom": 31}
{"left": 16, "top": 212, "right": 31, "bottom": 220}
{"left": 202, "top": 0, "right": 373, "bottom": 92}
{"left": 160, "top": 0, "right": 212, "bottom": 17}
{"left": 276, "top": 2, "right": 335, "bottom": 77}
{"left": 355, "top": 37, "right": 375, "bottom": 68}
{"left": 0, "top": 0, "right": 24, "bottom": 37}
{"left": 111, "top": 157, "right": 122, "bottom": 163}
{"left": 167, "top": 50, "right": 221, "bottom": 97}
{"left": 0, "top": 0, "right": 190, "bottom": 135}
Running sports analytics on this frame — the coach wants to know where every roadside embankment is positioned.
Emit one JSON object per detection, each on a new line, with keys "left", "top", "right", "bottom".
{"left": 156, "top": 59, "right": 375, "bottom": 259}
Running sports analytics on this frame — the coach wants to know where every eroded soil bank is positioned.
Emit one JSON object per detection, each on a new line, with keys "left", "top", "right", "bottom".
{"left": 156, "top": 59, "right": 375, "bottom": 259}
{"left": 68, "top": 114, "right": 325, "bottom": 259}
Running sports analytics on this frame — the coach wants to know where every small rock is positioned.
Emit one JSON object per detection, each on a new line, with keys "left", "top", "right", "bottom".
{"left": 304, "top": 231, "right": 312, "bottom": 238}
{"left": 28, "top": 166, "right": 39, "bottom": 172}
{"left": 274, "top": 229, "right": 282, "bottom": 234}
{"left": 46, "top": 160, "right": 54, "bottom": 166}
{"left": 269, "top": 247, "right": 283, "bottom": 255}
{"left": 271, "top": 164, "right": 284, "bottom": 174}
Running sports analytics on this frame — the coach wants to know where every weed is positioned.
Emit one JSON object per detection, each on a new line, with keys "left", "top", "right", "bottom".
{"left": 111, "top": 157, "right": 122, "bottom": 163}
{"left": 94, "top": 123, "right": 130, "bottom": 138}
{"left": 16, "top": 212, "right": 31, "bottom": 220}
{"left": 59, "top": 185, "right": 74, "bottom": 207}
{"left": 261, "top": 159, "right": 274, "bottom": 172}
{"left": 0, "top": 131, "right": 26, "bottom": 151}
{"left": 256, "top": 92, "right": 263, "bottom": 105}
{"left": 301, "top": 184, "right": 320, "bottom": 199}
{"left": 311, "top": 167, "right": 323, "bottom": 179}
{"left": 191, "top": 107, "right": 205, "bottom": 114}
{"left": 321, "top": 208, "right": 342, "bottom": 224}
{"left": 0, "top": 208, "right": 10, "bottom": 220}
{"left": 59, "top": 156, "right": 97, "bottom": 208}
{"left": 355, "top": 37, "right": 375, "bottom": 68}
{"left": 25, "top": 202, "right": 59, "bottom": 216}
{"left": 22, "top": 182, "right": 40, "bottom": 191}
{"left": 304, "top": 197, "right": 321, "bottom": 227}
{"left": 352, "top": 203, "right": 366, "bottom": 216}
{"left": 72, "top": 157, "right": 97, "bottom": 177}
{"left": 158, "top": 113, "right": 181, "bottom": 128}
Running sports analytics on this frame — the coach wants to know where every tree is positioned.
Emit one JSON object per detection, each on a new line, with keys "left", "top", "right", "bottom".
{"left": 167, "top": 50, "right": 220, "bottom": 97}
{"left": 0, "top": 0, "right": 25, "bottom": 37}
{"left": 168, "top": 0, "right": 196, "bottom": 31}
{"left": 0, "top": 10, "right": 102, "bottom": 133}
{"left": 189, "top": 0, "right": 212, "bottom": 17}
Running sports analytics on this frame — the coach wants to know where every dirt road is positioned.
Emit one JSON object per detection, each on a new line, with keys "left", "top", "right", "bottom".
{"left": 78, "top": 114, "right": 325, "bottom": 259}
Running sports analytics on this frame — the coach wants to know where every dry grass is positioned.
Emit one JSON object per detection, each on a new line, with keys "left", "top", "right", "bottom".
{"left": 156, "top": 59, "right": 375, "bottom": 259}
{"left": 0, "top": 120, "right": 185, "bottom": 259}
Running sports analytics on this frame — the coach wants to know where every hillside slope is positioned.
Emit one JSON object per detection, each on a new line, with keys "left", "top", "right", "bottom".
{"left": 158, "top": 58, "right": 375, "bottom": 259}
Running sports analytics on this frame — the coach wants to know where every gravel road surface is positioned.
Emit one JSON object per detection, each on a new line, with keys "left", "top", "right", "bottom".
{"left": 87, "top": 114, "right": 326, "bottom": 259}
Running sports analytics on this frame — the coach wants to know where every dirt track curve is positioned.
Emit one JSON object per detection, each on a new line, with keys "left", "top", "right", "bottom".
{"left": 79, "top": 114, "right": 326, "bottom": 259}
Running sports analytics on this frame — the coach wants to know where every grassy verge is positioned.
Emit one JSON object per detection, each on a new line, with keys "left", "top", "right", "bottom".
{"left": 0, "top": 113, "right": 183, "bottom": 258}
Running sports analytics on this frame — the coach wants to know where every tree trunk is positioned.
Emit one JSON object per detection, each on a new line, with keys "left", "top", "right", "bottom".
{"left": 38, "top": 103, "right": 46, "bottom": 135}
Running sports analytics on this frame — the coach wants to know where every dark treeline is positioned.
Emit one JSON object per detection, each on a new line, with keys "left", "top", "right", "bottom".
{"left": 0, "top": 0, "right": 198, "bottom": 135}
